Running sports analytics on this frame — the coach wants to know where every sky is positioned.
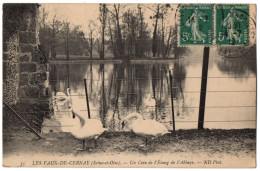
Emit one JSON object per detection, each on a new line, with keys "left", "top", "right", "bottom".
{"left": 42, "top": 4, "right": 100, "bottom": 32}
{"left": 41, "top": 3, "right": 177, "bottom": 37}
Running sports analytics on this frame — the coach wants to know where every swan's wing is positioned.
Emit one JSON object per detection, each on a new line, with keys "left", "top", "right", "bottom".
{"left": 75, "top": 119, "right": 106, "bottom": 139}
{"left": 70, "top": 121, "right": 99, "bottom": 139}
{"left": 59, "top": 117, "right": 81, "bottom": 133}
{"left": 84, "top": 119, "right": 104, "bottom": 129}
{"left": 132, "top": 120, "right": 169, "bottom": 137}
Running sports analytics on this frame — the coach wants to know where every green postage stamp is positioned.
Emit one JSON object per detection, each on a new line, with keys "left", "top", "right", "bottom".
{"left": 215, "top": 5, "right": 249, "bottom": 45}
{"left": 179, "top": 4, "right": 249, "bottom": 46}
{"left": 180, "top": 4, "right": 213, "bottom": 46}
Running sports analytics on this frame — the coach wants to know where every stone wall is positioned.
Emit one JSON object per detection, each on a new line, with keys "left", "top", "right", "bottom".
{"left": 3, "top": 4, "right": 49, "bottom": 112}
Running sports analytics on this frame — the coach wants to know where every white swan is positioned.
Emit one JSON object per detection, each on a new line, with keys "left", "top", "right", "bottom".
{"left": 69, "top": 108, "right": 107, "bottom": 150}
{"left": 122, "top": 112, "right": 170, "bottom": 146}
{"left": 62, "top": 89, "right": 107, "bottom": 151}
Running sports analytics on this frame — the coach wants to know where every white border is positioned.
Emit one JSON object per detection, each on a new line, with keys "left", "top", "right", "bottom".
{"left": 0, "top": 0, "right": 259, "bottom": 171}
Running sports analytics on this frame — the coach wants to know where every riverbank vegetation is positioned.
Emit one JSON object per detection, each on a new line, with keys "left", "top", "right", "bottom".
{"left": 39, "top": 4, "right": 188, "bottom": 60}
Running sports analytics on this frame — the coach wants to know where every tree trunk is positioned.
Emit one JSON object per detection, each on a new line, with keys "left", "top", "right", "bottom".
{"left": 152, "top": 5, "right": 160, "bottom": 57}
{"left": 66, "top": 23, "right": 69, "bottom": 60}
{"left": 138, "top": 6, "right": 144, "bottom": 57}
{"left": 90, "top": 33, "right": 93, "bottom": 59}
{"left": 101, "top": 4, "right": 106, "bottom": 60}
{"left": 114, "top": 5, "right": 124, "bottom": 58}
{"left": 51, "top": 19, "right": 56, "bottom": 59}
{"left": 161, "top": 15, "right": 165, "bottom": 58}
{"left": 165, "top": 28, "right": 172, "bottom": 58}
{"left": 108, "top": 19, "right": 117, "bottom": 58}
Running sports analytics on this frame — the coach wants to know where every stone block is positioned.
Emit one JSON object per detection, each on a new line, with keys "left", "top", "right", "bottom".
{"left": 19, "top": 31, "right": 36, "bottom": 44}
{"left": 20, "top": 44, "right": 34, "bottom": 53}
{"left": 37, "top": 64, "right": 46, "bottom": 72}
{"left": 19, "top": 55, "right": 30, "bottom": 62}
{"left": 20, "top": 11, "right": 37, "bottom": 32}
{"left": 18, "top": 86, "right": 40, "bottom": 98}
{"left": 19, "top": 74, "right": 28, "bottom": 86}
{"left": 32, "top": 51, "right": 43, "bottom": 63}
{"left": 20, "top": 63, "right": 36, "bottom": 72}
{"left": 29, "top": 72, "right": 47, "bottom": 84}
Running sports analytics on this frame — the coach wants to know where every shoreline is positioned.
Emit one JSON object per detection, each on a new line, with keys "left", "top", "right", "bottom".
{"left": 3, "top": 107, "right": 256, "bottom": 167}
{"left": 3, "top": 128, "right": 256, "bottom": 156}
{"left": 48, "top": 58, "right": 183, "bottom": 64}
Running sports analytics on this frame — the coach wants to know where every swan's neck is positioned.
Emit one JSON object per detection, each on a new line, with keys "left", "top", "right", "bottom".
{"left": 67, "top": 88, "right": 71, "bottom": 97}
{"left": 72, "top": 110, "right": 85, "bottom": 127}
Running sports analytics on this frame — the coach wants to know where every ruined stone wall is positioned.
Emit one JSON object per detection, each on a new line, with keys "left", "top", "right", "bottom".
{"left": 3, "top": 32, "right": 19, "bottom": 104}
{"left": 3, "top": 4, "right": 49, "bottom": 112}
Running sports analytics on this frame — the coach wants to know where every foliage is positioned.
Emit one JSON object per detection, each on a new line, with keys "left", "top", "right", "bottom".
{"left": 38, "top": 4, "right": 188, "bottom": 60}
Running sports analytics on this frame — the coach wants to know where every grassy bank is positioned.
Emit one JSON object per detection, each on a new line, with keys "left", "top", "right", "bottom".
{"left": 3, "top": 107, "right": 256, "bottom": 157}
{"left": 3, "top": 128, "right": 256, "bottom": 157}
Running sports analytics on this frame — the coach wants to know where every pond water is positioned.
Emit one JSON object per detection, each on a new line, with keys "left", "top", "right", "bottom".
{"left": 45, "top": 47, "right": 256, "bottom": 132}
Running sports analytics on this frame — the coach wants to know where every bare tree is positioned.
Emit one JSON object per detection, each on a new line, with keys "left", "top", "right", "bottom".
{"left": 51, "top": 15, "right": 57, "bottom": 58}
{"left": 164, "top": 26, "right": 174, "bottom": 57}
{"left": 50, "top": 15, "right": 62, "bottom": 59}
{"left": 39, "top": 7, "right": 89, "bottom": 59}
{"left": 137, "top": 5, "right": 148, "bottom": 57}
{"left": 106, "top": 4, "right": 126, "bottom": 59}
{"left": 150, "top": 4, "right": 160, "bottom": 58}
{"left": 39, "top": 7, "right": 49, "bottom": 57}
{"left": 107, "top": 17, "right": 117, "bottom": 57}
{"left": 99, "top": 4, "right": 108, "bottom": 59}
{"left": 94, "top": 38, "right": 103, "bottom": 57}
{"left": 122, "top": 9, "right": 138, "bottom": 56}
{"left": 145, "top": 4, "right": 171, "bottom": 58}
{"left": 86, "top": 21, "right": 96, "bottom": 59}
{"left": 39, "top": 7, "right": 47, "bottom": 47}
{"left": 160, "top": 4, "right": 171, "bottom": 58}
{"left": 63, "top": 22, "right": 70, "bottom": 60}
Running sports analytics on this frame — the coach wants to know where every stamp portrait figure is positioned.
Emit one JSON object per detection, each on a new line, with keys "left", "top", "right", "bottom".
{"left": 221, "top": 7, "right": 244, "bottom": 43}
{"left": 216, "top": 5, "right": 249, "bottom": 45}
{"left": 185, "top": 7, "right": 207, "bottom": 43}
{"left": 180, "top": 4, "right": 213, "bottom": 46}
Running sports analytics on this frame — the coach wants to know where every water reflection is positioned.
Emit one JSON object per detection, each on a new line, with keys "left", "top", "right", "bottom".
{"left": 46, "top": 48, "right": 256, "bottom": 132}
{"left": 216, "top": 48, "right": 256, "bottom": 78}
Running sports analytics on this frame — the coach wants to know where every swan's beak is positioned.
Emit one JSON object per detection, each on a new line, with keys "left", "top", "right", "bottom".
{"left": 72, "top": 110, "right": 75, "bottom": 119}
{"left": 122, "top": 121, "right": 125, "bottom": 129}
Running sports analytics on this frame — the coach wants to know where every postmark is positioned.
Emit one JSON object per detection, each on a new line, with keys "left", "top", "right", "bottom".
{"left": 215, "top": 5, "right": 249, "bottom": 46}
{"left": 179, "top": 4, "right": 213, "bottom": 46}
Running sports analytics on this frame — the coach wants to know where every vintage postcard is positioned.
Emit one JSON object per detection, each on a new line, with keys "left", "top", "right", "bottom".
{"left": 2, "top": 3, "right": 256, "bottom": 168}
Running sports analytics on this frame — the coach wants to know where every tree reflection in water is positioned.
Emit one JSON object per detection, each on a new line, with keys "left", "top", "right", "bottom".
{"left": 47, "top": 46, "right": 256, "bottom": 131}
{"left": 50, "top": 61, "right": 189, "bottom": 131}
{"left": 216, "top": 48, "right": 256, "bottom": 79}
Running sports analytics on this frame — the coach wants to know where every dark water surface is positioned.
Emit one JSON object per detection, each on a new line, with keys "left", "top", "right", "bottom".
{"left": 47, "top": 47, "right": 256, "bottom": 131}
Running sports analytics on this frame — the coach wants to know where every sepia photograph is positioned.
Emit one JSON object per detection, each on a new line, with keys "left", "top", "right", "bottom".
{"left": 2, "top": 2, "right": 256, "bottom": 168}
